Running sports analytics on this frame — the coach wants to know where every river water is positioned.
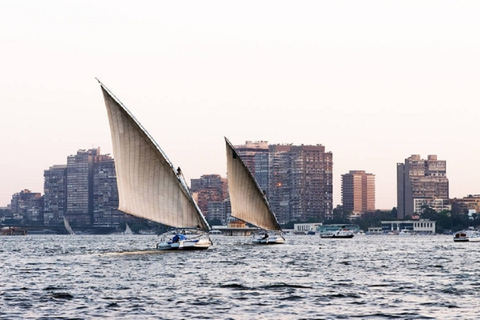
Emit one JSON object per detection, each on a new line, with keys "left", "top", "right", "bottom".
{"left": 0, "top": 234, "right": 478, "bottom": 319}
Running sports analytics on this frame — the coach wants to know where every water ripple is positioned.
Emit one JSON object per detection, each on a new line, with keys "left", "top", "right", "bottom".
{"left": 1, "top": 234, "right": 479, "bottom": 319}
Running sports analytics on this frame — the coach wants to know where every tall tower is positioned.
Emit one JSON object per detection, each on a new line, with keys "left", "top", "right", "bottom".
{"left": 43, "top": 165, "right": 67, "bottom": 226}
{"left": 234, "top": 141, "right": 269, "bottom": 193}
{"left": 397, "top": 155, "right": 449, "bottom": 219}
{"left": 66, "top": 148, "right": 100, "bottom": 226}
{"left": 92, "top": 154, "right": 120, "bottom": 227}
{"left": 268, "top": 144, "right": 333, "bottom": 223}
{"left": 341, "top": 170, "right": 375, "bottom": 214}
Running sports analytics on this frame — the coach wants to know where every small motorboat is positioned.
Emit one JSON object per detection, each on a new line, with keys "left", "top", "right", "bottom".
{"left": 252, "top": 231, "right": 285, "bottom": 244}
{"left": 453, "top": 228, "right": 480, "bottom": 242}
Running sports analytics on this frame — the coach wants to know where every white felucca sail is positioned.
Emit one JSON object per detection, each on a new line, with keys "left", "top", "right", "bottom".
{"left": 64, "top": 217, "right": 75, "bottom": 235}
{"left": 98, "top": 80, "right": 210, "bottom": 232}
{"left": 225, "top": 137, "right": 282, "bottom": 232}
{"left": 124, "top": 223, "right": 133, "bottom": 235}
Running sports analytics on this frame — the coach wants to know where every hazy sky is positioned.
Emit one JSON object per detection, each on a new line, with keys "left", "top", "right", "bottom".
{"left": 1, "top": 1, "right": 480, "bottom": 209}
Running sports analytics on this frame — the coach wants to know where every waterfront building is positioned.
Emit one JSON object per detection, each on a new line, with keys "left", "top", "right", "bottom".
{"left": 66, "top": 148, "right": 100, "bottom": 226}
{"left": 43, "top": 148, "right": 122, "bottom": 228}
{"left": 43, "top": 165, "right": 67, "bottom": 226}
{"left": 341, "top": 170, "right": 375, "bottom": 215}
{"left": 413, "top": 198, "right": 450, "bottom": 214}
{"left": 92, "top": 154, "right": 121, "bottom": 227}
{"left": 397, "top": 155, "right": 449, "bottom": 219}
{"left": 381, "top": 219, "right": 436, "bottom": 234}
{"left": 268, "top": 144, "right": 333, "bottom": 223}
{"left": 10, "top": 189, "right": 43, "bottom": 225}
{"left": 294, "top": 222, "right": 323, "bottom": 234}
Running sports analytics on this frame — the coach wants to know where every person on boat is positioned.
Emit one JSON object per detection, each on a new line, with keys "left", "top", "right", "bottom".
{"left": 261, "top": 232, "right": 269, "bottom": 240}
{"left": 172, "top": 234, "right": 187, "bottom": 243}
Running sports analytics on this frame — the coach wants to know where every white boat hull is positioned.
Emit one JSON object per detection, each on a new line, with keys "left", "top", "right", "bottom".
{"left": 157, "top": 238, "right": 212, "bottom": 250}
{"left": 252, "top": 236, "right": 285, "bottom": 245}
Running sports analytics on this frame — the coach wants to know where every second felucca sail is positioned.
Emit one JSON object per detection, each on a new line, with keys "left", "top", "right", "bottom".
{"left": 98, "top": 80, "right": 211, "bottom": 250}
{"left": 225, "top": 137, "right": 285, "bottom": 244}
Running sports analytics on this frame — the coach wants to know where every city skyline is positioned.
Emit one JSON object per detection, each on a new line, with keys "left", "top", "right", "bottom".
{"left": 1, "top": 1, "right": 480, "bottom": 209}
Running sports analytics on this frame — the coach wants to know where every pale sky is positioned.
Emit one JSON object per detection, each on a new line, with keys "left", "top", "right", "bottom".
{"left": 1, "top": 1, "right": 479, "bottom": 209}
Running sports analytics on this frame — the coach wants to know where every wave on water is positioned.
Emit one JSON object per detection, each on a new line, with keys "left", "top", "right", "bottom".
{"left": 1, "top": 235, "right": 480, "bottom": 319}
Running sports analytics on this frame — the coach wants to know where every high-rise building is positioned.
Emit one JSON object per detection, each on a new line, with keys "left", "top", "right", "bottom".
{"left": 234, "top": 141, "right": 269, "bottom": 192}
{"left": 92, "top": 154, "right": 120, "bottom": 227}
{"left": 268, "top": 144, "right": 333, "bottom": 223}
{"left": 43, "top": 165, "right": 67, "bottom": 226}
{"left": 44, "top": 148, "right": 122, "bottom": 228}
{"left": 341, "top": 170, "right": 375, "bottom": 215}
{"left": 397, "top": 154, "right": 449, "bottom": 219}
{"left": 66, "top": 148, "right": 99, "bottom": 226}
{"left": 207, "top": 200, "right": 229, "bottom": 224}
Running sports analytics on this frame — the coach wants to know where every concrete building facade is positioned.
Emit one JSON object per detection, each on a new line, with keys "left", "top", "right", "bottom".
{"left": 450, "top": 195, "right": 480, "bottom": 215}
{"left": 268, "top": 144, "right": 333, "bottom": 223}
{"left": 234, "top": 141, "right": 270, "bottom": 193}
{"left": 43, "top": 165, "right": 67, "bottom": 226}
{"left": 397, "top": 154, "right": 449, "bottom": 219}
{"left": 92, "top": 154, "right": 121, "bottom": 227}
{"left": 10, "top": 189, "right": 43, "bottom": 224}
{"left": 191, "top": 174, "right": 227, "bottom": 221}
{"left": 341, "top": 170, "right": 375, "bottom": 214}
{"left": 66, "top": 148, "right": 99, "bottom": 226}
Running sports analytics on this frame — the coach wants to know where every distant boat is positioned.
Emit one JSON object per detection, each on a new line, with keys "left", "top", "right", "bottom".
{"left": 225, "top": 137, "right": 285, "bottom": 244}
{"left": 64, "top": 217, "right": 75, "bottom": 235}
{"left": 1, "top": 226, "right": 27, "bottom": 236}
{"left": 399, "top": 228, "right": 413, "bottom": 236}
{"left": 453, "top": 228, "right": 480, "bottom": 242}
{"left": 320, "top": 226, "right": 354, "bottom": 239}
{"left": 124, "top": 223, "right": 133, "bottom": 235}
{"left": 98, "top": 80, "right": 212, "bottom": 250}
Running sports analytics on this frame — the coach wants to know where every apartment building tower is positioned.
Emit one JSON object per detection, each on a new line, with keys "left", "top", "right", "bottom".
{"left": 43, "top": 165, "right": 67, "bottom": 226}
{"left": 341, "top": 170, "right": 375, "bottom": 215}
{"left": 268, "top": 144, "right": 333, "bottom": 223}
{"left": 66, "top": 148, "right": 99, "bottom": 226}
{"left": 234, "top": 141, "right": 270, "bottom": 193}
{"left": 92, "top": 154, "right": 120, "bottom": 227}
{"left": 397, "top": 154, "right": 449, "bottom": 219}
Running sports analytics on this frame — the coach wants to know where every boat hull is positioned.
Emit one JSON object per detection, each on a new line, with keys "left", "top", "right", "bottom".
{"left": 453, "top": 230, "right": 480, "bottom": 242}
{"left": 157, "top": 238, "right": 212, "bottom": 250}
{"left": 320, "top": 234, "right": 354, "bottom": 239}
{"left": 252, "top": 237, "right": 285, "bottom": 245}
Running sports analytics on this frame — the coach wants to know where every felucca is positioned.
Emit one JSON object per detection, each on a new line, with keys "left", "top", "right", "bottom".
{"left": 225, "top": 137, "right": 285, "bottom": 244}
{"left": 98, "top": 80, "right": 212, "bottom": 250}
